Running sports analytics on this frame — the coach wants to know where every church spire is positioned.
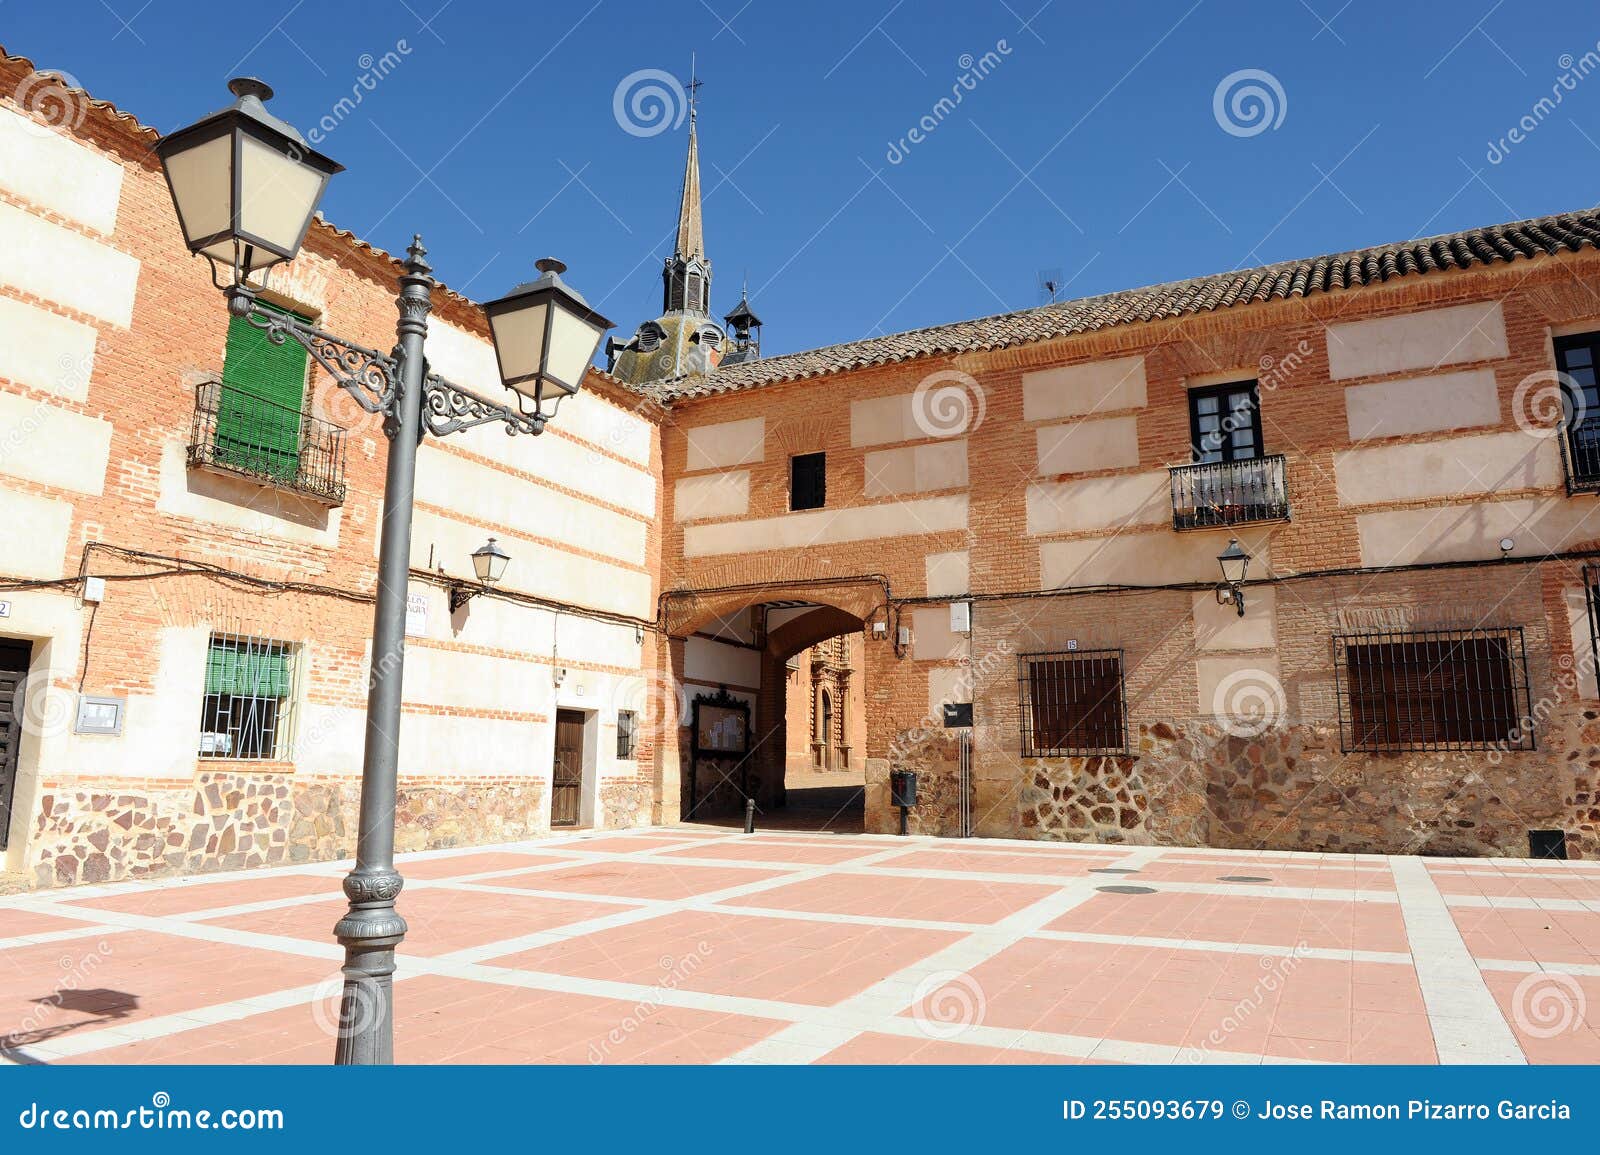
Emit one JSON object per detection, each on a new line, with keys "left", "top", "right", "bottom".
{"left": 662, "top": 60, "right": 710, "bottom": 315}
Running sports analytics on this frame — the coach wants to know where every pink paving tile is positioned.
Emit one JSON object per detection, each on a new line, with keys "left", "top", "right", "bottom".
{"left": 887, "top": 850, "right": 1110, "bottom": 877}
{"left": 499, "top": 860, "right": 783, "bottom": 901}
{"left": 0, "top": 930, "right": 334, "bottom": 1056}
{"left": 915, "top": 938, "right": 1433, "bottom": 1062}
{"left": 485, "top": 908, "right": 958, "bottom": 1005}
{"left": 1452, "top": 906, "right": 1600, "bottom": 965}
{"left": 656, "top": 841, "right": 886, "bottom": 865}
{"left": 1045, "top": 891, "right": 1411, "bottom": 953}
{"left": 0, "top": 908, "right": 97, "bottom": 939}
{"left": 1483, "top": 971, "right": 1600, "bottom": 1064}
{"left": 724, "top": 873, "right": 1056, "bottom": 924}
{"left": 1128, "top": 861, "right": 1395, "bottom": 891}
{"left": 395, "top": 851, "right": 578, "bottom": 880}
{"left": 205, "top": 887, "right": 630, "bottom": 956}
{"left": 817, "top": 1031, "right": 1101, "bottom": 1064}
{"left": 1429, "top": 872, "right": 1600, "bottom": 901}
{"left": 61, "top": 873, "right": 342, "bottom": 918}
{"left": 557, "top": 835, "right": 710, "bottom": 854}
{"left": 64, "top": 973, "right": 785, "bottom": 1064}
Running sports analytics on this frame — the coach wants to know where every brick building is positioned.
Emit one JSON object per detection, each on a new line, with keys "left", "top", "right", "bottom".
{"left": 5, "top": 54, "right": 1600, "bottom": 889}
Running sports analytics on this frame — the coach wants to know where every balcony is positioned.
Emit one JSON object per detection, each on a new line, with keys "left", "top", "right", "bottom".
{"left": 1169, "top": 454, "right": 1290, "bottom": 531}
{"left": 187, "top": 377, "right": 348, "bottom": 505}
{"left": 1561, "top": 418, "right": 1600, "bottom": 494}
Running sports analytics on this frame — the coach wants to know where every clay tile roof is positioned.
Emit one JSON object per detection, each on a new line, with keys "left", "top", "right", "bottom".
{"left": 640, "top": 208, "right": 1600, "bottom": 401}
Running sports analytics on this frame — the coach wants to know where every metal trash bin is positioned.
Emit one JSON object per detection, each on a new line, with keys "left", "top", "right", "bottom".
{"left": 890, "top": 769, "right": 918, "bottom": 808}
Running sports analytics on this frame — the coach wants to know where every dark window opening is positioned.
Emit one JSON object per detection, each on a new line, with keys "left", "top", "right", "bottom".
{"left": 1334, "top": 628, "right": 1532, "bottom": 753}
{"left": 791, "top": 452, "right": 826, "bottom": 511}
{"left": 1188, "top": 381, "right": 1263, "bottom": 464}
{"left": 1018, "top": 649, "right": 1127, "bottom": 756}
{"left": 1555, "top": 332, "right": 1600, "bottom": 490}
{"left": 617, "top": 709, "right": 638, "bottom": 760}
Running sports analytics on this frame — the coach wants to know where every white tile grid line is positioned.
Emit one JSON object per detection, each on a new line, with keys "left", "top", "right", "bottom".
{"left": 6, "top": 838, "right": 1590, "bottom": 1067}
{"left": 722, "top": 849, "right": 1149, "bottom": 1065}
{"left": 1025, "top": 929, "right": 1414, "bottom": 966}
{"left": 1443, "top": 894, "right": 1600, "bottom": 913}
{"left": 1429, "top": 867, "right": 1600, "bottom": 881}
{"left": 0, "top": 924, "right": 133, "bottom": 953}
{"left": 1387, "top": 855, "right": 1527, "bottom": 1065}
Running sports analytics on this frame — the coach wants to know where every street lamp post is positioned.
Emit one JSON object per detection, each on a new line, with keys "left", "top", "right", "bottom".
{"left": 1215, "top": 537, "right": 1252, "bottom": 618}
{"left": 155, "top": 78, "right": 613, "bottom": 1064}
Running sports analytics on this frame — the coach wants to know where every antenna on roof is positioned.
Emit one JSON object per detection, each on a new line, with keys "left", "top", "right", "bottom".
{"left": 1037, "top": 267, "right": 1063, "bottom": 304}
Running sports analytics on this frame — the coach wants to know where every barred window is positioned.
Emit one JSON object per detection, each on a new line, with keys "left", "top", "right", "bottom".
{"left": 616, "top": 709, "right": 638, "bottom": 760}
{"left": 1585, "top": 566, "right": 1600, "bottom": 686}
{"left": 1334, "top": 628, "right": 1532, "bottom": 753}
{"left": 198, "top": 633, "right": 298, "bottom": 760}
{"left": 1018, "top": 649, "right": 1126, "bottom": 756}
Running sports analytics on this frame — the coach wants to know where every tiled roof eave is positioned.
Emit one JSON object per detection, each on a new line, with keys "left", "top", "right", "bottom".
{"left": 638, "top": 209, "right": 1600, "bottom": 402}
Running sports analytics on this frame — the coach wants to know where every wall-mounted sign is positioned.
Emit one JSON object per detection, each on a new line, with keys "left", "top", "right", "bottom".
{"left": 405, "top": 590, "right": 428, "bottom": 637}
{"left": 692, "top": 687, "right": 750, "bottom": 756}
{"left": 942, "top": 702, "right": 973, "bottom": 728}
{"left": 75, "top": 695, "right": 125, "bottom": 736}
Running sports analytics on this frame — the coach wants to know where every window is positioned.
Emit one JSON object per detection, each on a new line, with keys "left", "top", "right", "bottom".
{"left": 616, "top": 709, "right": 638, "bottom": 760}
{"left": 198, "top": 633, "right": 298, "bottom": 760}
{"left": 1018, "top": 649, "right": 1126, "bottom": 756}
{"left": 1554, "top": 332, "right": 1600, "bottom": 489}
{"left": 1333, "top": 627, "right": 1532, "bottom": 753}
{"left": 216, "top": 301, "right": 312, "bottom": 484}
{"left": 1188, "top": 381, "right": 1262, "bottom": 464}
{"left": 1587, "top": 566, "right": 1600, "bottom": 685}
{"left": 790, "top": 452, "right": 826, "bottom": 510}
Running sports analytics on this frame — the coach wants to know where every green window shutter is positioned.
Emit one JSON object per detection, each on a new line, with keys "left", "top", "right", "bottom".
{"left": 205, "top": 641, "right": 291, "bottom": 698}
{"left": 217, "top": 301, "right": 310, "bottom": 482}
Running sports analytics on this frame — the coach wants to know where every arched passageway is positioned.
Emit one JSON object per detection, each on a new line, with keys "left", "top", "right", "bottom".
{"left": 666, "top": 595, "right": 874, "bottom": 832}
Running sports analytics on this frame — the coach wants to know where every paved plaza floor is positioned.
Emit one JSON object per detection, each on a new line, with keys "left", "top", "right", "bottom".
{"left": 1, "top": 828, "right": 1597, "bottom": 1065}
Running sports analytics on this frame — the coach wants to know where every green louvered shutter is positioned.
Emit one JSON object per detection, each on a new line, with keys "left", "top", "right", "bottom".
{"left": 205, "top": 641, "right": 291, "bottom": 698}
{"left": 217, "top": 302, "right": 310, "bottom": 483}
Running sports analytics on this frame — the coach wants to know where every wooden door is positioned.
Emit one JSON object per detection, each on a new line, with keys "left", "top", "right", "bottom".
{"left": 0, "top": 641, "right": 31, "bottom": 851}
{"left": 550, "top": 709, "right": 585, "bottom": 827}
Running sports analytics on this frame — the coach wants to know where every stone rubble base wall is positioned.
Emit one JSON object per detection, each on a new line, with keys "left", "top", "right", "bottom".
{"left": 869, "top": 710, "right": 1600, "bottom": 859}
{"left": 24, "top": 772, "right": 583, "bottom": 889}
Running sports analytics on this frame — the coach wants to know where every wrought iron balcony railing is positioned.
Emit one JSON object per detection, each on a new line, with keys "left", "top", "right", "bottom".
{"left": 1169, "top": 454, "right": 1290, "bottom": 531}
{"left": 187, "top": 377, "right": 348, "bottom": 505}
{"left": 1560, "top": 418, "right": 1600, "bottom": 494}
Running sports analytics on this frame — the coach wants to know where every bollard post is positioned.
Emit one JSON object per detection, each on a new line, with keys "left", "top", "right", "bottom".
{"left": 744, "top": 797, "right": 756, "bottom": 834}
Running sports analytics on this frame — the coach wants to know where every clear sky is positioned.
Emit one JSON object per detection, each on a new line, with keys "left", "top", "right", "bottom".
{"left": 8, "top": 1, "right": 1600, "bottom": 359}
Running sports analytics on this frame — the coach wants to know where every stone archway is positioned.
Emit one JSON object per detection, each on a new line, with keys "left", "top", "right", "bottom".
{"left": 661, "top": 588, "right": 877, "bottom": 826}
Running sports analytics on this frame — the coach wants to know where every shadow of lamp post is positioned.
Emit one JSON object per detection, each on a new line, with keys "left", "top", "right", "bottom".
{"left": 153, "top": 77, "right": 613, "bottom": 1065}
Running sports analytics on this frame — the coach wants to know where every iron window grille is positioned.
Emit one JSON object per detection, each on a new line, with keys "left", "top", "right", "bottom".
{"left": 1169, "top": 454, "right": 1290, "bottom": 530}
{"left": 189, "top": 376, "right": 348, "bottom": 505}
{"left": 617, "top": 709, "right": 638, "bottom": 760}
{"left": 790, "top": 452, "right": 826, "bottom": 511}
{"left": 1018, "top": 648, "right": 1128, "bottom": 756}
{"left": 1332, "top": 627, "right": 1533, "bottom": 753}
{"left": 1554, "top": 332, "right": 1600, "bottom": 493}
{"left": 198, "top": 632, "right": 299, "bottom": 761}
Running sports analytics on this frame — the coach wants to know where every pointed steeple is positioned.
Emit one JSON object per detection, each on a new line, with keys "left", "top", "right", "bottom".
{"left": 675, "top": 109, "right": 704, "bottom": 259}
{"left": 662, "top": 61, "right": 710, "bottom": 316}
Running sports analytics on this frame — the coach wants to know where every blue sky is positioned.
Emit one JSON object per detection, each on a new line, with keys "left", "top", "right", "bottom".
{"left": 9, "top": 1, "right": 1600, "bottom": 358}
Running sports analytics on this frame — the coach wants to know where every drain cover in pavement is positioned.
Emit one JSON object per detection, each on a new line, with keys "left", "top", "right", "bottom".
{"left": 1089, "top": 867, "right": 1141, "bottom": 874}
{"left": 1217, "top": 875, "right": 1272, "bottom": 883}
{"left": 1095, "top": 884, "right": 1157, "bottom": 894}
